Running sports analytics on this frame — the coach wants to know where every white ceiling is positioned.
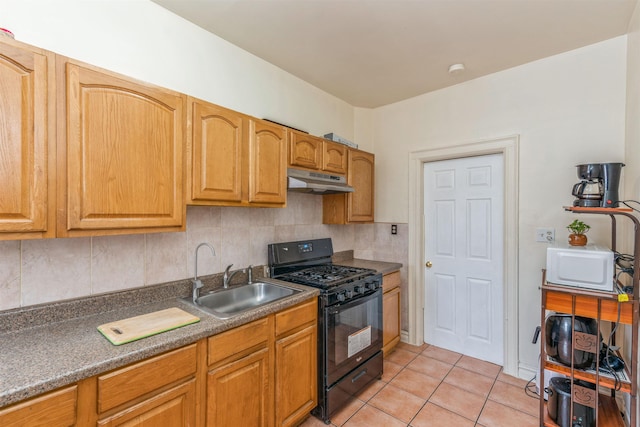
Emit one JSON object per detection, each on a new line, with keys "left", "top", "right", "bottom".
{"left": 152, "top": 0, "right": 637, "bottom": 108}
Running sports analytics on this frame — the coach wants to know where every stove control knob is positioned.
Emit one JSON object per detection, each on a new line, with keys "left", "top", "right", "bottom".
{"left": 367, "top": 281, "right": 378, "bottom": 291}
{"left": 337, "top": 293, "right": 346, "bottom": 302}
{"left": 355, "top": 286, "right": 365, "bottom": 294}
{"left": 345, "top": 290, "right": 354, "bottom": 299}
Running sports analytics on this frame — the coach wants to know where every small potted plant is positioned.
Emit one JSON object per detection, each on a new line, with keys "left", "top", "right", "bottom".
{"left": 567, "top": 219, "right": 590, "bottom": 246}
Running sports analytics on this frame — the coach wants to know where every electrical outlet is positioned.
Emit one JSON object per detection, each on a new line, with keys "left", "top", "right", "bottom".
{"left": 391, "top": 224, "right": 397, "bottom": 235}
{"left": 536, "top": 228, "right": 555, "bottom": 243}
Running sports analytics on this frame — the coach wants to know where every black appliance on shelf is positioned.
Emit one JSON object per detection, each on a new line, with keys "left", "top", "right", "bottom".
{"left": 547, "top": 377, "right": 596, "bottom": 427}
{"left": 268, "top": 238, "right": 383, "bottom": 425}
{"left": 572, "top": 162, "right": 624, "bottom": 208}
{"left": 545, "top": 315, "right": 598, "bottom": 369}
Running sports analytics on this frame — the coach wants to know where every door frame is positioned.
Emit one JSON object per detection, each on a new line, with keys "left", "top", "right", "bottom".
{"left": 407, "top": 135, "right": 519, "bottom": 376}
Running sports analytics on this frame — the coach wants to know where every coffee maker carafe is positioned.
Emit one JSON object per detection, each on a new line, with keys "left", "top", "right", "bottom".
{"left": 572, "top": 163, "right": 624, "bottom": 208}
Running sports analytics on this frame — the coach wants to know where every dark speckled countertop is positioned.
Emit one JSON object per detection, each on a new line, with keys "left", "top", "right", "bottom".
{"left": 0, "top": 276, "right": 317, "bottom": 408}
{"left": 334, "top": 258, "right": 402, "bottom": 276}
{"left": 0, "top": 256, "right": 401, "bottom": 408}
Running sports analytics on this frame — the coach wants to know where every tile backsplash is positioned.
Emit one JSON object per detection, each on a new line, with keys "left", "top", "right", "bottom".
{"left": 0, "top": 193, "right": 408, "bottom": 328}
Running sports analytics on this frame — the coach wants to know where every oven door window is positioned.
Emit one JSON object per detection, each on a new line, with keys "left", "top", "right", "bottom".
{"left": 326, "top": 290, "right": 382, "bottom": 384}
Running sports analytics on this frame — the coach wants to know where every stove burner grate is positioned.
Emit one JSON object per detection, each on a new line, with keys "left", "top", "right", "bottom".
{"left": 276, "top": 264, "right": 375, "bottom": 288}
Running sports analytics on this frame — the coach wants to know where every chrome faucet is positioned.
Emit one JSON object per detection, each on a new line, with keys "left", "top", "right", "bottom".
{"left": 193, "top": 243, "right": 216, "bottom": 303}
{"left": 223, "top": 264, "right": 244, "bottom": 288}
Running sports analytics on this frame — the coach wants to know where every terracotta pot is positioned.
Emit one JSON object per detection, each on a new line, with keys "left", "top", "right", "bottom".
{"left": 568, "top": 233, "right": 587, "bottom": 246}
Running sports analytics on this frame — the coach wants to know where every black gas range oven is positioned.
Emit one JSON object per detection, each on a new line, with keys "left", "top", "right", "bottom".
{"left": 268, "top": 238, "right": 383, "bottom": 424}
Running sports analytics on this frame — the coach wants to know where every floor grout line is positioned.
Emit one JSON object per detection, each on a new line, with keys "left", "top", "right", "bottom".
{"left": 304, "top": 344, "right": 538, "bottom": 427}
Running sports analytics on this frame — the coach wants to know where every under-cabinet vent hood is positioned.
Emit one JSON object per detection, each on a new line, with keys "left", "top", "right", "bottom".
{"left": 287, "top": 168, "right": 354, "bottom": 194}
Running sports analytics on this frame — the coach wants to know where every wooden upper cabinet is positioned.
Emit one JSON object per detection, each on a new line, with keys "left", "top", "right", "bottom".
{"left": 288, "top": 131, "right": 321, "bottom": 170}
{"left": 288, "top": 131, "right": 348, "bottom": 176}
{"left": 188, "top": 100, "right": 243, "bottom": 203}
{"left": 347, "top": 149, "right": 375, "bottom": 222}
{"left": 187, "top": 98, "right": 286, "bottom": 207}
{"left": 249, "top": 119, "right": 287, "bottom": 205}
{"left": 57, "top": 58, "right": 186, "bottom": 237}
{"left": 323, "top": 148, "right": 375, "bottom": 224}
{"left": 322, "top": 141, "right": 347, "bottom": 175}
{"left": 0, "top": 39, "right": 55, "bottom": 240}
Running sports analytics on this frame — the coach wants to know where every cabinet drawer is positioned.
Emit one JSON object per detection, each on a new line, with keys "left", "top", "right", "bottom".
{"left": 208, "top": 317, "right": 270, "bottom": 366}
{"left": 98, "top": 344, "right": 197, "bottom": 413}
{"left": 0, "top": 385, "right": 77, "bottom": 426}
{"left": 275, "top": 299, "right": 317, "bottom": 337}
{"left": 383, "top": 271, "right": 401, "bottom": 292}
{"left": 98, "top": 379, "right": 196, "bottom": 427}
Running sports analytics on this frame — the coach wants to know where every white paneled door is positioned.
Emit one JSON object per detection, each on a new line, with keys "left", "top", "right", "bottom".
{"left": 423, "top": 154, "right": 504, "bottom": 365}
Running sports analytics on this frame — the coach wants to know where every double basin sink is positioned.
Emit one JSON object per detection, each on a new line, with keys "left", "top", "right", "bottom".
{"left": 183, "top": 280, "right": 302, "bottom": 319}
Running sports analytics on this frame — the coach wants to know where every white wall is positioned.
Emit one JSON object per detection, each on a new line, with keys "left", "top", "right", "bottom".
{"left": 624, "top": 3, "right": 640, "bottom": 424}
{"left": 627, "top": 3, "right": 640, "bottom": 203}
{"left": 2, "top": 0, "right": 354, "bottom": 139}
{"left": 371, "top": 37, "right": 628, "bottom": 374}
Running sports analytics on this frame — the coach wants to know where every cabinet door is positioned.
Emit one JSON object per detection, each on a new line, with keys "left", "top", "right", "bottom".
{"left": 248, "top": 120, "right": 287, "bottom": 205}
{"left": 347, "top": 149, "right": 375, "bottom": 222}
{"left": 189, "top": 100, "right": 243, "bottom": 203}
{"left": 322, "top": 141, "right": 347, "bottom": 175}
{"left": 275, "top": 324, "right": 317, "bottom": 427}
{"left": 322, "top": 148, "right": 375, "bottom": 224}
{"left": 288, "top": 131, "right": 321, "bottom": 170}
{"left": 58, "top": 59, "right": 185, "bottom": 236}
{"left": 0, "top": 40, "right": 54, "bottom": 239}
{"left": 98, "top": 380, "right": 196, "bottom": 427}
{"left": 207, "top": 348, "right": 271, "bottom": 427}
{"left": 0, "top": 385, "right": 77, "bottom": 427}
{"left": 383, "top": 286, "right": 401, "bottom": 355}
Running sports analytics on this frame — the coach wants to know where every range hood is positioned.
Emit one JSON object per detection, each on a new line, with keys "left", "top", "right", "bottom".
{"left": 287, "top": 168, "right": 354, "bottom": 194}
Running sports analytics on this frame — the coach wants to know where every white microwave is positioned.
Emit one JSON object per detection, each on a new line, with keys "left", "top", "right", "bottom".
{"left": 546, "top": 244, "right": 614, "bottom": 292}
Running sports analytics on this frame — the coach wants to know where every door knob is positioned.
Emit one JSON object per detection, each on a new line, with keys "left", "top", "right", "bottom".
{"left": 425, "top": 261, "right": 433, "bottom": 268}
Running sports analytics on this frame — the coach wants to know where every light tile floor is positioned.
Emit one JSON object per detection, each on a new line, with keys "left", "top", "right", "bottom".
{"left": 300, "top": 342, "right": 540, "bottom": 427}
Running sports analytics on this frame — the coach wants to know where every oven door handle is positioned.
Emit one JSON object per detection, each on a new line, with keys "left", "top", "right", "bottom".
{"left": 328, "top": 288, "right": 382, "bottom": 312}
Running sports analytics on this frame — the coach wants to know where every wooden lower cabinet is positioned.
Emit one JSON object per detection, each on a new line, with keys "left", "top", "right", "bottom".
{"left": 382, "top": 271, "right": 401, "bottom": 355}
{"left": 96, "top": 344, "right": 197, "bottom": 427}
{"left": 1, "top": 299, "right": 318, "bottom": 427}
{"left": 0, "top": 385, "right": 77, "bottom": 427}
{"left": 206, "top": 317, "right": 272, "bottom": 427}
{"left": 207, "top": 348, "right": 271, "bottom": 427}
{"left": 97, "top": 380, "right": 196, "bottom": 427}
{"left": 274, "top": 301, "right": 317, "bottom": 427}
{"left": 206, "top": 300, "right": 318, "bottom": 427}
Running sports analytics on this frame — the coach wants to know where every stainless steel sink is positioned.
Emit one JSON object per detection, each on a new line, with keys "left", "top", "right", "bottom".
{"left": 183, "top": 281, "right": 302, "bottom": 319}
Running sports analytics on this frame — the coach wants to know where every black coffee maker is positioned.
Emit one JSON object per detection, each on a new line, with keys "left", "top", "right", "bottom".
{"left": 572, "top": 163, "right": 624, "bottom": 208}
